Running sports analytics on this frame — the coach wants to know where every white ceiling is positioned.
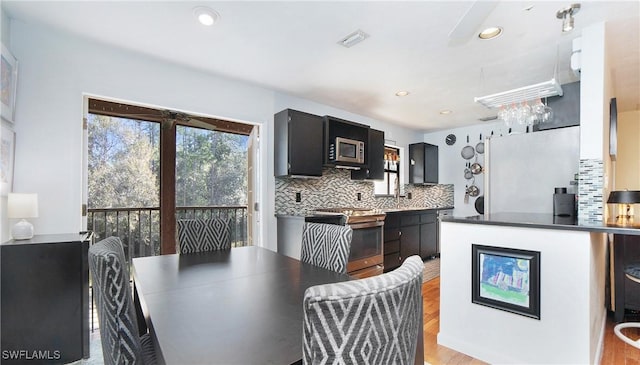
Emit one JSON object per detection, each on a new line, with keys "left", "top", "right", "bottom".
{"left": 3, "top": 1, "right": 639, "bottom": 132}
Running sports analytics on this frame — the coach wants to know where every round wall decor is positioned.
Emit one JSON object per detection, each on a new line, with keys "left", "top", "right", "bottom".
{"left": 445, "top": 134, "right": 456, "bottom": 146}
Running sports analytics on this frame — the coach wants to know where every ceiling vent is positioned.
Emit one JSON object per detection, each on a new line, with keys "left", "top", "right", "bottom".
{"left": 338, "top": 29, "right": 369, "bottom": 48}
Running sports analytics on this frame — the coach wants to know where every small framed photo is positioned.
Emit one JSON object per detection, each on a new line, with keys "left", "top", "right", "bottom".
{"left": 1, "top": 123, "right": 15, "bottom": 196}
{"left": 472, "top": 244, "right": 541, "bottom": 319}
{"left": 1, "top": 43, "right": 18, "bottom": 123}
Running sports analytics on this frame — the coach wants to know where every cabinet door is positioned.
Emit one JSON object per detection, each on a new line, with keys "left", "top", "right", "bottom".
{"left": 352, "top": 129, "right": 384, "bottom": 180}
{"left": 274, "top": 109, "right": 323, "bottom": 177}
{"left": 400, "top": 224, "right": 420, "bottom": 262}
{"left": 420, "top": 222, "right": 438, "bottom": 259}
{"left": 409, "top": 142, "right": 438, "bottom": 184}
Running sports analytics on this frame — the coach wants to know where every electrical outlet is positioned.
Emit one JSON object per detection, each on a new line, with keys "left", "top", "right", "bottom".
{"left": 407, "top": 192, "right": 412, "bottom": 199}
{"left": 357, "top": 192, "right": 362, "bottom": 201}
{"left": 295, "top": 192, "right": 301, "bottom": 202}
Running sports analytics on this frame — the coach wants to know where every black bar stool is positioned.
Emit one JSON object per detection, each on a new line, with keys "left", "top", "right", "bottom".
{"left": 614, "top": 263, "right": 640, "bottom": 349}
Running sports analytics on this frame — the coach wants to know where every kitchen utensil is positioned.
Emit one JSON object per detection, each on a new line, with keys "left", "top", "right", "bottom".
{"left": 464, "top": 163, "right": 473, "bottom": 179}
{"left": 467, "top": 178, "right": 480, "bottom": 197}
{"left": 471, "top": 156, "right": 482, "bottom": 175}
{"left": 464, "top": 185, "right": 469, "bottom": 204}
{"left": 461, "top": 135, "right": 475, "bottom": 160}
{"left": 475, "top": 196, "right": 484, "bottom": 214}
{"left": 475, "top": 133, "right": 484, "bottom": 154}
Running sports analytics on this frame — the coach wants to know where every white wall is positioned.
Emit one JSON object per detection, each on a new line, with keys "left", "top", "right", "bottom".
{"left": 1, "top": 10, "right": 11, "bottom": 242}
{"left": 4, "top": 19, "right": 424, "bottom": 246}
{"left": 438, "top": 221, "right": 607, "bottom": 364}
{"left": 422, "top": 120, "right": 526, "bottom": 217}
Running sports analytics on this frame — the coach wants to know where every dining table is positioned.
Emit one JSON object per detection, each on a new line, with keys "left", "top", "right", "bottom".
{"left": 132, "top": 246, "right": 353, "bottom": 364}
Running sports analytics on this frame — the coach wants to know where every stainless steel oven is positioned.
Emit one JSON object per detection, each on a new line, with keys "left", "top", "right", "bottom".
{"left": 310, "top": 208, "right": 385, "bottom": 278}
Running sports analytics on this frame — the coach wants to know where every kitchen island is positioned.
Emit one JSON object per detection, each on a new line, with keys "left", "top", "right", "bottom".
{"left": 438, "top": 213, "right": 640, "bottom": 364}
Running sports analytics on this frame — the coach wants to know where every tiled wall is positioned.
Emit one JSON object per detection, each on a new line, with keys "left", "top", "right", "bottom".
{"left": 578, "top": 159, "right": 604, "bottom": 222}
{"left": 275, "top": 168, "right": 454, "bottom": 216}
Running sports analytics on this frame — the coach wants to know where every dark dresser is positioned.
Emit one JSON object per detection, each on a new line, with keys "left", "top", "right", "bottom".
{"left": 1, "top": 233, "right": 92, "bottom": 363}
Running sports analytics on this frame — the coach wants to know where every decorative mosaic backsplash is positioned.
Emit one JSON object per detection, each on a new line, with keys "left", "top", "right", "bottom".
{"left": 275, "top": 168, "right": 454, "bottom": 216}
{"left": 578, "top": 159, "right": 604, "bottom": 222}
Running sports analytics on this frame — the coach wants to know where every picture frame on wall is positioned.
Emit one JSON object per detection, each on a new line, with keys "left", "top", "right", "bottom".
{"left": 472, "top": 244, "right": 541, "bottom": 319}
{"left": 1, "top": 123, "right": 15, "bottom": 196}
{"left": 1, "top": 43, "right": 18, "bottom": 123}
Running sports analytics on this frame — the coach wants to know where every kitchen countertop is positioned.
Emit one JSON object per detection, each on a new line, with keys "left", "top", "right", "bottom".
{"left": 275, "top": 206, "right": 454, "bottom": 218}
{"left": 441, "top": 212, "right": 640, "bottom": 236}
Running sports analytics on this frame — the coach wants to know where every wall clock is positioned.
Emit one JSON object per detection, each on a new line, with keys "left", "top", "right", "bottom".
{"left": 445, "top": 134, "right": 456, "bottom": 146}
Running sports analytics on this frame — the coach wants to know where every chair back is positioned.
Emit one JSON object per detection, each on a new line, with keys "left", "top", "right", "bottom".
{"left": 303, "top": 255, "right": 423, "bottom": 365}
{"left": 301, "top": 222, "right": 352, "bottom": 274}
{"left": 89, "top": 236, "right": 144, "bottom": 365}
{"left": 177, "top": 218, "right": 231, "bottom": 254}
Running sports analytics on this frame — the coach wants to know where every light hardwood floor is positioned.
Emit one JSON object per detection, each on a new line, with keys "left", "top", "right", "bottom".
{"left": 422, "top": 277, "right": 640, "bottom": 364}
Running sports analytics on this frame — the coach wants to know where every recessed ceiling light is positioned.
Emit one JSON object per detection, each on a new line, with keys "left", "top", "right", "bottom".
{"left": 193, "top": 6, "right": 220, "bottom": 26}
{"left": 478, "top": 26, "right": 503, "bottom": 40}
{"left": 395, "top": 91, "right": 410, "bottom": 97}
{"left": 440, "top": 109, "right": 453, "bottom": 115}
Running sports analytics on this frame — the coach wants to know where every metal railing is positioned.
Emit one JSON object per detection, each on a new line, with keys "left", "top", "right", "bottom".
{"left": 87, "top": 205, "right": 248, "bottom": 262}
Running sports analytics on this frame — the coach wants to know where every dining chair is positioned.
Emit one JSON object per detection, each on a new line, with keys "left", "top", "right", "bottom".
{"left": 300, "top": 222, "right": 353, "bottom": 274}
{"left": 614, "top": 262, "right": 640, "bottom": 349}
{"left": 88, "top": 236, "right": 157, "bottom": 365}
{"left": 177, "top": 217, "right": 231, "bottom": 254}
{"left": 302, "top": 255, "right": 423, "bottom": 365}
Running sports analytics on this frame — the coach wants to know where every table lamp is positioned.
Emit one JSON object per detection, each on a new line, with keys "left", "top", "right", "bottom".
{"left": 607, "top": 190, "right": 640, "bottom": 227}
{"left": 8, "top": 193, "right": 39, "bottom": 240}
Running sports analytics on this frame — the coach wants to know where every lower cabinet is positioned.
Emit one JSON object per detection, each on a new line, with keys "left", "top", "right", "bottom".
{"left": 384, "top": 210, "right": 440, "bottom": 272}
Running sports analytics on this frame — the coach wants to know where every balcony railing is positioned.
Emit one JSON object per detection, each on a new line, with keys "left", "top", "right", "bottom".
{"left": 87, "top": 205, "right": 248, "bottom": 263}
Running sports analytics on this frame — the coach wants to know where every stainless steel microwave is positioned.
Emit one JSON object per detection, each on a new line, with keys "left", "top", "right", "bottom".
{"left": 329, "top": 137, "right": 365, "bottom": 164}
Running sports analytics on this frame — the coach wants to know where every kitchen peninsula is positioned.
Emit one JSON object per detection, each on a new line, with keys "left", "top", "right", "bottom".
{"left": 438, "top": 213, "right": 640, "bottom": 364}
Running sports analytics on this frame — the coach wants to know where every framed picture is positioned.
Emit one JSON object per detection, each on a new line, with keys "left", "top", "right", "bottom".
{"left": 1, "top": 43, "right": 18, "bottom": 122}
{"left": 1, "top": 123, "right": 15, "bottom": 196}
{"left": 472, "top": 244, "right": 541, "bottom": 319}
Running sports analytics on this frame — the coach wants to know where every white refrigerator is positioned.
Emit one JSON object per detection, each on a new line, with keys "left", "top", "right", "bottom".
{"left": 484, "top": 126, "right": 580, "bottom": 214}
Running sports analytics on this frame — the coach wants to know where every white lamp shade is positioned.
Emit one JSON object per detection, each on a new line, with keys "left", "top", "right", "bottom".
{"left": 7, "top": 193, "right": 39, "bottom": 219}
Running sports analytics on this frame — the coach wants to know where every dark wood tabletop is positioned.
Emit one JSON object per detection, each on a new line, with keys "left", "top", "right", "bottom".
{"left": 132, "top": 246, "right": 351, "bottom": 364}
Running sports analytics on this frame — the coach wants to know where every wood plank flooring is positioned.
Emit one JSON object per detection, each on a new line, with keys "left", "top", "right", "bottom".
{"left": 422, "top": 277, "right": 640, "bottom": 364}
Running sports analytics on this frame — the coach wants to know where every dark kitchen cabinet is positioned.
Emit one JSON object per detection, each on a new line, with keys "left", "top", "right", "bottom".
{"left": 274, "top": 109, "right": 324, "bottom": 177}
{"left": 352, "top": 129, "right": 385, "bottom": 180}
{"left": 419, "top": 213, "right": 438, "bottom": 258}
{"left": 384, "top": 209, "right": 440, "bottom": 272}
{"left": 409, "top": 142, "right": 438, "bottom": 184}
{"left": 1, "top": 233, "right": 93, "bottom": 363}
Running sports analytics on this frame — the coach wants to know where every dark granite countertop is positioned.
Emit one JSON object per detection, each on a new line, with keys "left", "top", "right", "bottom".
{"left": 382, "top": 206, "right": 454, "bottom": 213}
{"left": 441, "top": 212, "right": 640, "bottom": 236}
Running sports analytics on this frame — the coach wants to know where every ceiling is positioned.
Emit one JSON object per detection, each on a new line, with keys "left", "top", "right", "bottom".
{"left": 3, "top": 1, "right": 639, "bottom": 132}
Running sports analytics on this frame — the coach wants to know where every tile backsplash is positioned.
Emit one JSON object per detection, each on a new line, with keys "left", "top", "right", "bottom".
{"left": 578, "top": 158, "right": 604, "bottom": 222}
{"left": 275, "top": 168, "right": 454, "bottom": 216}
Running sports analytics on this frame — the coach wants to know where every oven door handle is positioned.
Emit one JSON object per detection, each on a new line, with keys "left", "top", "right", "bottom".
{"left": 348, "top": 220, "right": 384, "bottom": 229}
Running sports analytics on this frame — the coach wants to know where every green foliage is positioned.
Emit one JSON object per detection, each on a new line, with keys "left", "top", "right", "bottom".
{"left": 88, "top": 114, "right": 248, "bottom": 209}
{"left": 176, "top": 125, "right": 248, "bottom": 206}
{"left": 88, "top": 114, "right": 159, "bottom": 208}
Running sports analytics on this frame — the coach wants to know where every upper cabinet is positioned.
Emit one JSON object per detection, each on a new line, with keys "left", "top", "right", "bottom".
{"left": 324, "top": 116, "right": 370, "bottom": 169}
{"left": 351, "top": 129, "right": 384, "bottom": 180}
{"left": 274, "top": 109, "right": 324, "bottom": 177}
{"left": 409, "top": 142, "right": 438, "bottom": 184}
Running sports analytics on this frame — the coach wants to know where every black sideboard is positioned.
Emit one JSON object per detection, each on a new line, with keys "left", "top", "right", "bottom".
{"left": 1, "top": 233, "right": 92, "bottom": 363}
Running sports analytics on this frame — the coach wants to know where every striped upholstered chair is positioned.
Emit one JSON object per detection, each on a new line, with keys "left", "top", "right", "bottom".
{"left": 89, "top": 236, "right": 157, "bottom": 365}
{"left": 302, "top": 255, "right": 423, "bottom": 365}
{"left": 300, "top": 222, "right": 353, "bottom": 274}
{"left": 177, "top": 217, "right": 231, "bottom": 254}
